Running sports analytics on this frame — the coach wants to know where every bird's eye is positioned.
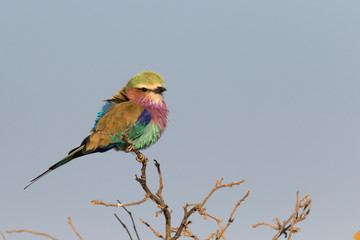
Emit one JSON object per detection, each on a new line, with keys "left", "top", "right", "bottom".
{"left": 140, "top": 88, "right": 148, "bottom": 92}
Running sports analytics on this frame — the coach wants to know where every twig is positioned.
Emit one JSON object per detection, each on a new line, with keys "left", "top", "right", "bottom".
{"left": 154, "top": 160, "right": 164, "bottom": 200}
{"left": 172, "top": 178, "right": 248, "bottom": 240}
{"left": 117, "top": 200, "right": 141, "bottom": 240}
{"left": 205, "top": 231, "right": 220, "bottom": 240}
{"left": 140, "top": 218, "right": 165, "bottom": 239}
{"left": 114, "top": 213, "right": 133, "bottom": 240}
{"left": 134, "top": 158, "right": 172, "bottom": 239}
{"left": 252, "top": 221, "right": 278, "bottom": 230}
{"left": 201, "top": 211, "right": 223, "bottom": 223}
{"left": 200, "top": 178, "right": 246, "bottom": 208}
{"left": 253, "top": 191, "right": 311, "bottom": 240}
{"left": 91, "top": 194, "right": 150, "bottom": 207}
{"left": 6, "top": 229, "right": 57, "bottom": 240}
{"left": 215, "top": 190, "right": 251, "bottom": 240}
{"left": 0, "top": 231, "right": 6, "bottom": 240}
{"left": 181, "top": 227, "right": 200, "bottom": 240}
{"left": 68, "top": 217, "right": 83, "bottom": 240}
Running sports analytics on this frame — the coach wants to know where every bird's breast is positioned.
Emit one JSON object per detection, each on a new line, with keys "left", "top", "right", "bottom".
{"left": 145, "top": 104, "right": 168, "bottom": 132}
{"left": 133, "top": 123, "right": 162, "bottom": 150}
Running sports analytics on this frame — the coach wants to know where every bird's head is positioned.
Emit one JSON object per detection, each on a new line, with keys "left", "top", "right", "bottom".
{"left": 125, "top": 71, "right": 167, "bottom": 105}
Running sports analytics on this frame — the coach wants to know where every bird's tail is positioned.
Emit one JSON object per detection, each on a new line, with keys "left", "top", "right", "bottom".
{"left": 24, "top": 145, "right": 85, "bottom": 189}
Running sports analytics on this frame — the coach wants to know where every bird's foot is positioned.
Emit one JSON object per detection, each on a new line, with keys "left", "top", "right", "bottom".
{"left": 126, "top": 145, "right": 135, "bottom": 152}
{"left": 136, "top": 153, "right": 147, "bottom": 163}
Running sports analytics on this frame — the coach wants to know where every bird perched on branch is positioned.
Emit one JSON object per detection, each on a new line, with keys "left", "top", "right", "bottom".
{"left": 25, "top": 71, "right": 169, "bottom": 189}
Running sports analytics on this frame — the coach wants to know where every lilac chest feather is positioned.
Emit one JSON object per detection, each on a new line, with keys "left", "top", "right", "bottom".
{"left": 146, "top": 104, "right": 168, "bottom": 134}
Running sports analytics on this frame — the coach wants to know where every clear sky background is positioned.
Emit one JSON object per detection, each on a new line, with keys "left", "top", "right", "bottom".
{"left": 1, "top": 1, "right": 359, "bottom": 239}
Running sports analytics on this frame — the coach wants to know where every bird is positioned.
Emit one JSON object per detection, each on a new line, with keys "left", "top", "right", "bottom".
{"left": 24, "top": 71, "right": 169, "bottom": 189}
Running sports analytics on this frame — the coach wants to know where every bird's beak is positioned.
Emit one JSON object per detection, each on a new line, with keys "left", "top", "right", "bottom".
{"left": 154, "top": 87, "right": 167, "bottom": 94}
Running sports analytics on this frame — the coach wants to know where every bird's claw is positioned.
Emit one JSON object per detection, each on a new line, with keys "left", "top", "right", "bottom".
{"left": 136, "top": 154, "right": 146, "bottom": 162}
{"left": 126, "top": 145, "right": 135, "bottom": 152}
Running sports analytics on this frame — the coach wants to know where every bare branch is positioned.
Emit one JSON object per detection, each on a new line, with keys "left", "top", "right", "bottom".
{"left": 6, "top": 229, "right": 57, "bottom": 240}
{"left": 252, "top": 221, "right": 278, "bottom": 230}
{"left": 181, "top": 226, "right": 200, "bottom": 240}
{"left": 200, "top": 178, "right": 246, "bottom": 208}
{"left": 91, "top": 194, "right": 150, "bottom": 208}
{"left": 68, "top": 217, "right": 83, "bottom": 240}
{"left": 204, "top": 231, "right": 220, "bottom": 240}
{"left": 94, "top": 134, "right": 173, "bottom": 239}
{"left": 93, "top": 132, "right": 250, "bottom": 240}
{"left": 154, "top": 160, "right": 164, "bottom": 201}
{"left": 215, "top": 190, "right": 251, "bottom": 240}
{"left": 253, "top": 191, "right": 312, "bottom": 240}
{"left": 136, "top": 158, "right": 172, "bottom": 239}
{"left": 200, "top": 211, "right": 223, "bottom": 223}
{"left": 114, "top": 213, "right": 133, "bottom": 240}
{"left": 172, "top": 179, "right": 248, "bottom": 240}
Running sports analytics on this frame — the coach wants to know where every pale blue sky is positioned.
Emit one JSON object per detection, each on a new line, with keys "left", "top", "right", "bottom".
{"left": 1, "top": 1, "right": 360, "bottom": 239}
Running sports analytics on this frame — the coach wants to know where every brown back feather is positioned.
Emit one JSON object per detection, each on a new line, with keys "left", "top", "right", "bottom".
{"left": 105, "top": 87, "right": 129, "bottom": 103}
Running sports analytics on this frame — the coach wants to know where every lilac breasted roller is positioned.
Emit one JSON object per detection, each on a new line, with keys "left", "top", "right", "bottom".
{"left": 25, "top": 71, "right": 168, "bottom": 189}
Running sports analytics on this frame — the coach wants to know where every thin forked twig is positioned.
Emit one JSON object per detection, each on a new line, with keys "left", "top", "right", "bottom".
{"left": 117, "top": 200, "right": 141, "bottom": 240}
{"left": 6, "top": 229, "right": 57, "bottom": 240}
{"left": 181, "top": 226, "right": 200, "bottom": 240}
{"left": 68, "top": 217, "right": 83, "bottom": 240}
{"left": 173, "top": 178, "right": 248, "bottom": 240}
{"left": 252, "top": 191, "right": 311, "bottom": 240}
{"left": 202, "top": 178, "right": 246, "bottom": 208}
{"left": 115, "top": 213, "right": 133, "bottom": 240}
{"left": 215, "top": 190, "right": 251, "bottom": 240}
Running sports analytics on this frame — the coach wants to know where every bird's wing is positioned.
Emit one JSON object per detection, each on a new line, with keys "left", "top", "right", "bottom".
{"left": 84, "top": 101, "right": 151, "bottom": 152}
{"left": 91, "top": 101, "right": 115, "bottom": 131}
